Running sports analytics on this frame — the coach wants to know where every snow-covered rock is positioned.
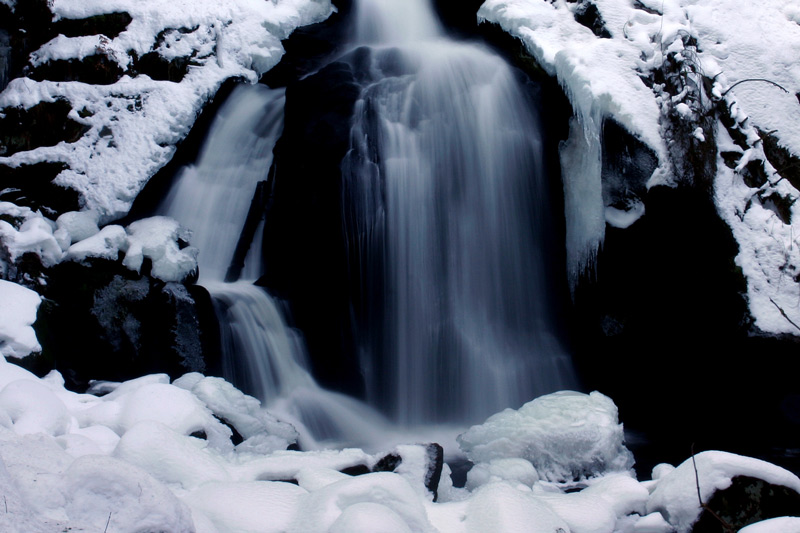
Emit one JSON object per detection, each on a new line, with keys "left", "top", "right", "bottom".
{"left": 647, "top": 451, "right": 800, "bottom": 532}
{"left": 0, "top": 280, "right": 41, "bottom": 358}
{"left": 122, "top": 216, "right": 198, "bottom": 282}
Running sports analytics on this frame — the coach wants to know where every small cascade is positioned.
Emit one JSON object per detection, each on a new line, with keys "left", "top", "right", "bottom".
{"left": 344, "top": 0, "right": 577, "bottom": 424}
{"left": 160, "top": 84, "right": 394, "bottom": 449}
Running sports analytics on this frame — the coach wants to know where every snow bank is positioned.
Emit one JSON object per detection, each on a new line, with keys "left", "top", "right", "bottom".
{"left": 457, "top": 390, "right": 634, "bottom": 482}
{"left": 0, "top": 0, "right": 334, "bottom": 222}
{"left": 0, "top": 280, "right": 41, "bottom": 358}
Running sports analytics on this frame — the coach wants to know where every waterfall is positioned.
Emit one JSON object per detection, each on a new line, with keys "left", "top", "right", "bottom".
{"left": 160, "top": 0, "right": 576, "bottom": 449}
{"left": 344, "top": 0, "right": 576, "bottom": 424}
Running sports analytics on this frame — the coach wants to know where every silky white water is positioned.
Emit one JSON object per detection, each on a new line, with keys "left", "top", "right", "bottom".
{"left": 344, "top": 0, "right": 576, "bottom": 424}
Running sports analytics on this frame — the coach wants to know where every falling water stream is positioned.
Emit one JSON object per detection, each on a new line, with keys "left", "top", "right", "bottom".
{"left": 344, "top": 0, "right": 576, "bottom": 423}
{"left": 160, "top": 0, "right": 576, "bottom": 450}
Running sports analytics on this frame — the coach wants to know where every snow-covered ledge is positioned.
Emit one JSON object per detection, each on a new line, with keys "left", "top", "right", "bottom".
{"left": 479, "top": 0, "right": 800, "bottom": 335}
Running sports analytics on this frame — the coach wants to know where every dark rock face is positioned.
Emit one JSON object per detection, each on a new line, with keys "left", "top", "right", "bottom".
{"left": 693, "top": 476, "right": 800, "bottom": 532}
{"left": 54, "top": 12, "right": 133, "bottom": 39}
{"left": 431, "top": 0, "right": 485, "bottom": 38}
{"left": 29, "top": 259, "right": 217, "bottom": 392}
{"left": 29, "top": 54, "right": 126, "bottom": 85}
{"left": 570, "top": 1, "right": 612, "bottom": 39}
{"left": 258, "top": 57, "right": 364, "bottom": 397}
{"left": 569, "top": 183, "right": 800, "bottom": 476}
{"left": 261, "top": 0, "right": 354, "bottom": 88}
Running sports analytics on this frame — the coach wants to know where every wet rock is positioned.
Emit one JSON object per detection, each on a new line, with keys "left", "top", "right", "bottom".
{"left": 258, "top": 58, "right": 364, "bottom": 397}
{"left": 31, "top": 259, "right": 214, "bottom": 391}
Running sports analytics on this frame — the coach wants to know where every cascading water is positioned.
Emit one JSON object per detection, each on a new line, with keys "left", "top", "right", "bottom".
{"left": 159, "top": 84, "right": 391, "bottom": 449}
{"left": 343, "top": 0, "right": 576, "bottom": 424}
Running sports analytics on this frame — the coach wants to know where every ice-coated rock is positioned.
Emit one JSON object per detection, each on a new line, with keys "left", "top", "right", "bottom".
{"left": 458, "top": 390, "right": 634, "bottom": 482}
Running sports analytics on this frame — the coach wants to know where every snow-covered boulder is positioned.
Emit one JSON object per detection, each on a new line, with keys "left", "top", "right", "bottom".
{"left": 122, "top": 216, "right": 198, "bottom": 283}
{"left": 173, "top": 373, "right": 299, "bottom": 454}
{"left": 0, "top": 280, "right": 41, "bottom": 358}
{"left": 648, "top": 451, "right": 800, "bottom": 532}
{"left": 457, "top": 391, "right": 634, "bottom": 482}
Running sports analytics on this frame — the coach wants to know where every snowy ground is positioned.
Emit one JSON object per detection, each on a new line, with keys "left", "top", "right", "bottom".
{"left": 0, "top": 350, "right": 798, "bottom": 532}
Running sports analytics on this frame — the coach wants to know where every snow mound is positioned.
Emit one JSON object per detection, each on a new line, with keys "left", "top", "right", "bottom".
{"left": 0, "top": 280, "right": 42, "bottom": 358}
{"left": 647, "top": 450, "right": 800, "bottom": 532}
{"left": 0, "top": 203, "right": 63, "bottom": 274}
{"left": 2, "top": 200, "right": 200, "bottom": 283}
{"left": 457, "top": 390, "right": 634, "bottom": 482}
{"left": 739, "top": 517, "right": 800, "bottom": 533}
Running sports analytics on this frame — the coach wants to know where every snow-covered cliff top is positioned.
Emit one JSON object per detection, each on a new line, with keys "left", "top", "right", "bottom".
{"left": 480, "top": 0, "right": 800, "bottom": 335}
{"left": 0, "top": 0, "right": 333, "bottom": 222}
